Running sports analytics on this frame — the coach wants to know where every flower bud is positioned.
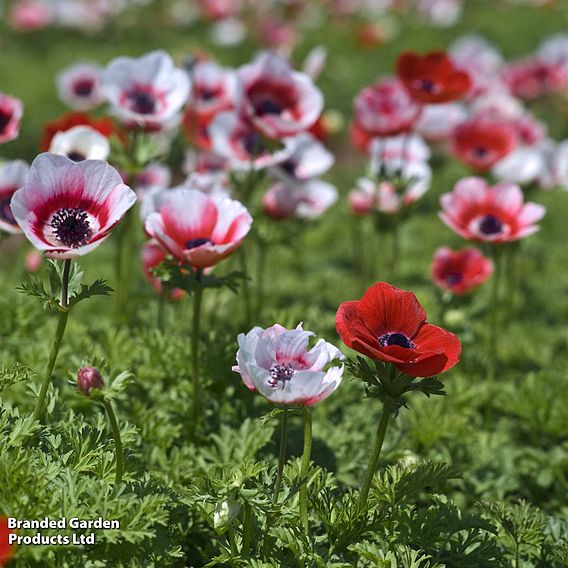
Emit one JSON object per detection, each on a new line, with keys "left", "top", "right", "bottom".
{"left": 77, "top": 367, "right": 104, "bottom": 395}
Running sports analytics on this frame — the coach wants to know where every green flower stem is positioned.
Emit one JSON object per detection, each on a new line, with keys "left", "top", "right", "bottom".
{"left": 238, "top": 247, "right": 252, "bottom": 326}
{"left": 389, "top": 219, "right": 400, "bottom": 281}
{"left": 299, "top": 406, "right": 312, "bottom": 534}
{"left": 358, "top": 399, "right": 393, "bottom": 510}
{"left": 102, "top": 399, "right": 124, "bottom": 487}
{"left": 272, "top": 406, "right": 289, "bottom": 504}
{"left": 190, "top": 276, "right": 204, "bottom": 440}
{"left": 157, "top": 293, "right": 166, "bottom": 331}
{"left": 255, "top": 238, "right": 268, "bottom": 320}
{"left": 33, "top": 259, "right": 72, "bottom": 422}
{"left": 115, "top": 207, "right": 136, "bottom": 324}
{"left": 242, "top": 501, "right": 252, "bottom": 557}
{"left": 487, "top": 246, "right": 504, "bottom": 382}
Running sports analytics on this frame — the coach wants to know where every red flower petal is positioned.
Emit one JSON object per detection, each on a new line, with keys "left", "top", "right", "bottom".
{"left": 358, "top": 282, "right": 427, "bottom": 339}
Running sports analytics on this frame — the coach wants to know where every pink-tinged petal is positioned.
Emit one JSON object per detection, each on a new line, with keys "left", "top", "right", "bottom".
{"left": 516, "top": 202, "right": 546, "bottom": 226}
{"left": 161, "top": 188, "right": 218, "bottom": 244}
{"left": 438, "top": 211, "right": 475, "bottom": 240}
{"left": 183, "top": 241, "right": 241, "bottom": 268}
{"left": 489, "top": 182, "right": 524, "bottom": 215}
{"left": 274, "top": 329, "right": 314, "bottom": 366}
{"left": 452, "top": 176, "right": 488, "bottom": 205}
{"left": 145, "top": 211, "right": 186, "bottom": 261}
{"left": 210, "top": 195, "right": 253, "bottom": 243}
{"left": 511, "top": 224, "right": 541, "bottom": 240}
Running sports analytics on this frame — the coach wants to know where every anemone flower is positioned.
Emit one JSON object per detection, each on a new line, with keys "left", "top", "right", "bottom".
{"left": 439, "top": 177, "right": 545, "bottom": 243}
{"left": 101, "top": 50, "right": 190, "bottom": 128}
{"left": 237, "top": 52, "right": 323, "bottom": 139}
{"left": 144, "top": 185, "right": 252, "bottom": 269}
{"left": 432, "top": 246, "right": 493, "bottom": 295}
{"left": 49, "top": 125, "right": 110, "bottom": 162}
{"left": 11, "top": 153, "right": 136, "bottom": 259}
{"left": 397, "top": 51, "right": 471, "bottom": 104}
{"left": 56, "top": 62, "right": 104, "bottom": 111}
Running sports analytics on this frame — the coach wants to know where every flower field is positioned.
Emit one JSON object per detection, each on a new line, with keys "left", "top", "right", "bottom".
{"left": 1, "top": 1, "right": 568, "bottom": 566}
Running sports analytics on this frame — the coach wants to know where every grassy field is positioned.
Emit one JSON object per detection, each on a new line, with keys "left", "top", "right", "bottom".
{"left": 1, "top": 1, "right": 568, "bottom": 566}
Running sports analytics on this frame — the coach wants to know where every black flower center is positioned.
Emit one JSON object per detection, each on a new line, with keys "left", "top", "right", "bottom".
{"left": 445, "top": 272, "right": 463, "bottom": 286}
{"left": 199, "top": 87, "right": 218, "bottom": 101}
{"left": 478, "top": 214, "right": 503, "bottom": 235}
{"left": 268, "top": 363, "right": 295, "bottom": 388}
{"left": 130, "top": 91, "right": 156, "bottom": 115}
{"left": 185, "top": 237, "right": 213, "bottom": 250}
{"left": 242, "top": 132, "right": 266, "bottom": 157}
{"left": 256, "top": 99, "right": 283, "bottom": 116}
{"left": 51, "top": 207, "right": 93, "bottom": 248}
{"left": 415, "top": 78, "right": 438, "bottom": 94}
{"left": 378, "top": 332, "right": 416, "bottom": 349}
{"left": 280, "top": 159, "right": 298, "bottom": 176}
{"left": 0, "top": 110, "right": 11, "bottom": 133}
{"left": 67, "top": 151, "right": 86, "bottom": 162}
{"left": 74, "top": 79, "right": 95, "bottom": 97}
{"left": 0, "top": 196, "right": 15, "bottom": 224}
{"left": 472, "top": 146, "right": 489, "bottom": 159}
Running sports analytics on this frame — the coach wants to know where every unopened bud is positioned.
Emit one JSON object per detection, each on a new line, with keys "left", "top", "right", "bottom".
{"left": 77, "top": 367, "right": 104, "bottom": 395}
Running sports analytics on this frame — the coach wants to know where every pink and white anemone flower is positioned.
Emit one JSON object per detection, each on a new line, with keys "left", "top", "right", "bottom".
{"left": 0, "top": 94, "right": 24, "bottom": 145}
{"left": 415, "top": 102, "right": 467, "bottom": 145}
{"left": 208, "top": 111, "right": 292, "bottom": 170}
{"left": 270, "top": 133, "right": 334, "bottom": 183}
{"left": 101, "top": 50, "right": 191, "bottom": 128}
{"left": 56, "top": 62, "right": 104, "bottom": 111}
{"left": 144, "top": 186, "right": 252, "bottom": 269}
{"left": 233, "top": 323, "right": 344, "bottom": 406}
{"left": 237, "top": 52, "right": 324, "bottom": 139}
{"left": 262, "top": 179, "right": 338, "bottom": 220}
{"left": 10, "top": 153, "right": 136, "bottom": 259}
{"left": 537, "top": 139, "right": 568, "bottom": 191}
{"left": 439, "top": 176, "right": 546, "bottom": 243}
{"left": 49, "top": 125, "right": 110, "bottom": 162}
{"left": 0, "top": 160, "right": 29, "bottom": 234}
{"left": 348, "top": 171, "right": 430, "bottom": 217}
{"left": 183, "top": 149, "right": 228, "bottom": 176}
{"left": 353, "top": 78, "right": 423, "bottom": 139}
{"left": 189, "top": 60, "right": 237, "bottom": 122}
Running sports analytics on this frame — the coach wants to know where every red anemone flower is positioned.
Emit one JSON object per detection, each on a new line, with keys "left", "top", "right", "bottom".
{"left": 397, "top": 51, "right": 471, "bottom": 104}
{"left": 431, "top": 247, "right": 493, "bottom": 295}
{"left": 41, "top": 112, "right": 117, "bottom": 152}
{"left": 451, "top": 118, "right": 517, "bottom": 172}
{"left": 336, "top": 282, "right": 461, "bottom": 377}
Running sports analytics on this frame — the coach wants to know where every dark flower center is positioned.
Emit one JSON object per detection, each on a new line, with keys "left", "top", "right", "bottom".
{"left": 280, "top": 159, "right": 298, "bottom": 176}
{"left": 0, "top": 109, "right": 12, "bottom": 133}
{"left": 378, "top": 332, "right": 416, "bottom": 349}
{"left": 445, "top": 272, "right": 463, "bottom": 286}
{"left": 268, "top": 363, "right": 295, "bottom": 388}
{"left": 199, "top": 87, "right": 219, "bottom": 101}
{"left": 414, "top": 78, "right": 438, "bottom": 94}
{"left": 478, "top": 214, "right": 503, "bottom": 235}
{"left": 51, "top": 207, "right": 93, "bottom": 248}
{"left": 74, "top": 79, "right": 95, "bottom": 97}
{"left": 242, "top": 131, "right": 266, "bottom": 156}
{"left": 130, "top": 91, "right": 157, "bottom": 115}
{"left": 256, "top": 98, "right": 283, "bottom": 116}
{"left": 67, "top": 151, "right": 86, "bottom": 162}
{"left": 185, "top": 237, "right": 213, "bottom": 249}
{"left": 472, "top": 146, "right": 489, "bottom": 159}
{"left": 0, "top": 196, "right": 15, "bottom": 224}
